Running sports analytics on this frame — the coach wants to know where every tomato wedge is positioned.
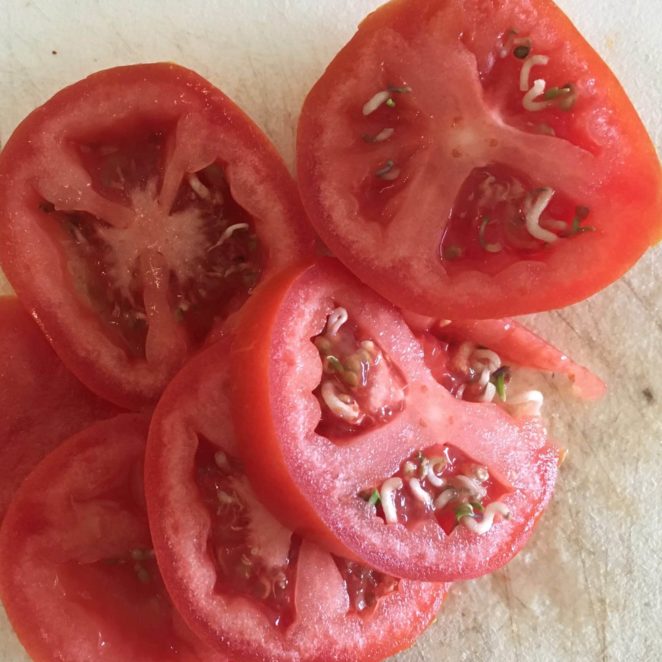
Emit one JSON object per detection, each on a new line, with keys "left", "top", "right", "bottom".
{"left": 230, "top": 259, "right": 558, "bottom": 581}
{"left": 145, "top": 335, "right": 446, "bottom": 662}
{"left": 0, "top": 414, "right": 221, "bottom": 661}
{"left": 297, "top": 0, "right": 661, "bottom": 319}
{"left": 0, "top": 63, "right": 314, "bottom": 409}
{"left": 0, "top": 296, "right": 121, "bottom": 520}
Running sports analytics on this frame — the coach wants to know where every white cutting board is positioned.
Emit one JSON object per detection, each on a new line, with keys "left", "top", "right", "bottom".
{"left": 0, "top": 1, "right": 660, "bottom": 661}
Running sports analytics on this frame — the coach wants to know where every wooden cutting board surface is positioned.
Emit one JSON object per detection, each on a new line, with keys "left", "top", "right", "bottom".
{"left": 0, "top": 1, "right": 660, "bottom": 660}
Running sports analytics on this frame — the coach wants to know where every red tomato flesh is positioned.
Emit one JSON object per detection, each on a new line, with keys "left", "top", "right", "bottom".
{"left": 0, "top": 296, "right": 122, "bottom": 520}
{"left": 145, "top": 335, "right": 446, "bottom": 662}
{"left": 230, "top": 260, "right": 559, "bottom": 581}
{"left": 297, "top": 0, "right": 661, "bottom": 318}
{"left": 0, "top": 63, "right": 314, "bottom": 409}
{"left": 0, "top": 414, "right": 221, "bottom": 661}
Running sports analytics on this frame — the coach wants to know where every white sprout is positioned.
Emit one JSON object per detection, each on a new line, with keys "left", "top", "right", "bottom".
{"left": 544, "top": 219, "right": 569, "bottom": 232}
{"left": 380, "top": 477, "right": 403, "bottom": 524}
{"left": 403, "top": 461, "right": 417, "bottom": 476}
{"left": 460, "top": 502, "right": 511, "bottom": 535}
{"left": 507, "top": 390, "right": 545, "bottom": 416}
{"left": 360, "top": 340, "right": 377, "bottom": 354}
{"left": 320, "top": 381, "right": 362, "bottom": 423}
{"left": 380, "top": 165, "right": 401, "bottom": 181}
{"left": 450, "top": 474, "right": 488, "bottom": 499}
{"left": 214, "top": 451, "right": 230, "bottom": 472}
{"left": 371, "top": 127, "right": 395, "bottom": 142}
{"left": 471, "top": 349, "right": 502, "bottom": 373}
{"left": 326, "top": 307, "right": 349, "bottom": 336}
{"left": 426, "top": 457, "right": 447, "bottom": 488}
{"left": 188, "top": 173, "right": 211, "bottom": 199}
{"left": 475, "top": 381, "right": 497, "bottom": 403}
{"left": 434, "top": 488, "right": 458, "bottom": 511}
{"left": 408, "top": 478, "right": 433, "bottom": 507}
{"left": 525, "top": 188, "right": 559, "bottom": 242}
{"left": 523, "top": 78, "right": 552, "bottom": 112}
{"left": 362, "top": 90, "right": 391, "bottom": 115}
{"left": 208, "top": 223, "right": 250, "bottom": 252}
{"left": 520, "top": 54, "right": 550, "bottom": 91}
{"left": 477, "top": 367, "right": 491, "bottom": 388}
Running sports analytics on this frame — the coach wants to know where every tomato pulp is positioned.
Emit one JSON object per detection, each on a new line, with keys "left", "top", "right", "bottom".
{"left": 297, "top": 0, "right": 661, "bottom": 318}
{"left": 0, "top": 63, "right": 314, "bottom": 409}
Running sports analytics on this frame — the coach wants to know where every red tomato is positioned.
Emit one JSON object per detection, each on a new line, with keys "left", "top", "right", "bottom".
{"left": 297, "top": 0, "right": 661, "bottom": 319}
{"left": 0, "top": 63, "right": 314, "bottom": 410}
{"left": 230, "top": 259, "right": 559, "bottom": 581}
{"left": 145, "top": 336, "right": 446, "bottom": 662}
{"left": 0, "top": 296, "right": 122, "bottom": 519}
{"left": 435, "top": 318, "right": 606, "bottom": 400}
{"left": 0, "top": 414, "right": 221, "bottom": 661}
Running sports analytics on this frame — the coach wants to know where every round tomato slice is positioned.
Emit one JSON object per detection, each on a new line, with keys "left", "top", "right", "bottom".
{"left": 0, "top": 296, "right": 122, "bottom": 520}
{"left": 145, "top": 335, "right": 445, "bottom": 662}
{"left": 297, "top": 0, "right": 661, "bottom": 319}
{"left": 0, "top": 414, "right": 221, "bottom": 661}
{"left": 0, "top": 63, "right": 314, "bottom": 409}
{"left": 230, "top": 259, "right": 559, "bottom": 581}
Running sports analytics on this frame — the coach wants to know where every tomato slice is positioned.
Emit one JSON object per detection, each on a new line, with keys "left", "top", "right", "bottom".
{"left": 297, "top": 0, "right": 661, "bottom": 319}
{"left": 0, "top": 296, "right": 122, "bottom": 520}
{"left": 0, "top": 414, "right": 221, "bottom": 661}
{"left": 230, "top": 259, "right": 559, "bottom": 581}
{"left": 145, "top": 335, "right": 446, "bottom": 662}
{"left": 0, "top": 63, "right": 314, "bottom": 409}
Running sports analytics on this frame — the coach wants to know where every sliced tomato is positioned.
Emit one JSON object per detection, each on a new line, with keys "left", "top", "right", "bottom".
{"left": 145, "top": 335, "right": 445, "bottom": 662}
{"left": 434, "top": 318, "right": 606, "bottom": 400}
{"left": 0, "top": 414, "right": 221, "bottom": 661}
{"left": 297, "top": 0, "right": 661, "bottom": 318}
{"left": 230, "top": 259, "right": 558, "bottom": 581}
{"left": 0, "top": 63, "right": 314, "bottom": 409}
{"left": 0, "top": 296, "right": 122, "bottom": 519}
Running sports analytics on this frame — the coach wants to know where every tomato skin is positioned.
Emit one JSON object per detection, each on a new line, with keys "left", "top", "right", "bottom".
{"left": 145, "top": 332, "right": 445, "bottom": 662}
{"left": 0, "top": 63, "right": 315, "bottom": 410}
{"left": 230, "top": 259, "right": 559, "bottom": 581}
{"left": 0, "top": 296, "right": 122, "bottom": 520}
{"left": 297, "top": 0, "right": 661, "bottom": 319}
{"left": 0, "top": 414, "right": 220, "bottom": 662}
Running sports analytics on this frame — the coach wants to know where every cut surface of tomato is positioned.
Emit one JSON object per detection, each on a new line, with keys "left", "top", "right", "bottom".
{"left": 0, "top": 296, "right": 122, "bottom": 520}
{"left": 297, "top": 0, "right": 661, "bottom": 318}
{"left": 0, "top": 414, "right": 221, "bottom": 661}
{"left": 145, "top": 335, "right": 445, "bottom": 662}
{"left": 230, "top": 260, "right": 559, "bottom": 581}
{"left": 0, "top": 63, "right": 314, "bottom": 409}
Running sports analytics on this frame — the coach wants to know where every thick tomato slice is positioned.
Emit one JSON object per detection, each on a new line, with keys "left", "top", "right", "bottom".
{"left": 0, "top": 414, "right": 221, "bottom": 661}
{"left": 230, "top": 260, "right": 559, "bottom": 581}
{"left": 0, "top": 296, "right": 122, "bottom": 519}
{"left": 145, "top": 336, "right": 445, "bottom": 662}
{"left": 297, "top": 0, "right": 661, "bottom": 319}
{"left": 0, "top": 63, "right": 314, "bottom": 409}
